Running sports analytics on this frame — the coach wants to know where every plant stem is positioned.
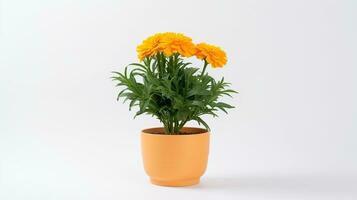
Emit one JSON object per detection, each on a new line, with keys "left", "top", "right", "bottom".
{"left": 177, "top": 118, "right": 188, "bottom": 132}
{"left": 201, "top": 60, "right": 208, "bottom": 77}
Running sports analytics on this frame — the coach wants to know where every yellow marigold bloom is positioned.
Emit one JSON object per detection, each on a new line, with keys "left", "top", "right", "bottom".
{"left": 136, "top": 33, "right": 163, "bottom": 61}
{"left": 195, "top": 43, "right": 227, "bottom": 68}
{"left": 159, "top": 32, "right": 196, "bottom": 57}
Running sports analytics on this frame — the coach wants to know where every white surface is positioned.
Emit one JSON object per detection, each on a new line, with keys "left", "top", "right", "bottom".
{"left": 1, "top": 0, "right": 357, "bottom": 199}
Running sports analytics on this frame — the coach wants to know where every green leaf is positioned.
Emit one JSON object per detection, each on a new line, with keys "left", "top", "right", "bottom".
{"left": 111, "top": 53, "right": 237, "bottom": 134}
{"left": 194, "top": 116, "right": 210, "bottom": 131}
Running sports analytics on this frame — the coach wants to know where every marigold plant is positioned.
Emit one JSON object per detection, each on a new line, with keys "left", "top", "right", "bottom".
{"left": 112, "top": 32, "right": 237, "bottom": 134}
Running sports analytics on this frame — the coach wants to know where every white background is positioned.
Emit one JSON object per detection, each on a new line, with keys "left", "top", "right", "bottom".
{"left": 1, "top": 0, "right": 357, "bottom": 199}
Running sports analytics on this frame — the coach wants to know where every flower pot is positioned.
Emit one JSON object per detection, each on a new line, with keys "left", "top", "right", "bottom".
{"left": 141, "top": 127, "right": 210, "bottom": 187}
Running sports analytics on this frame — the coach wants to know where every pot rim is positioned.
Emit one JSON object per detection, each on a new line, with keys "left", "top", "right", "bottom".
{"left": 142, "top": 127, "right": 209, "bottom": 136}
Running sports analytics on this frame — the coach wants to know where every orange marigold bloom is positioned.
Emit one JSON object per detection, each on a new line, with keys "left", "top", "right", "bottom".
{"left": 159, "top": 32, "right": 196, "bottom": 57}
{"left": 136, "top": 33, "right": 164, "bottom": 61}
{"left": 136, "top": 32, "right": 196, "bottom": 60}
{"left": 195, "top": 43, "right": 227, "bottom": 68}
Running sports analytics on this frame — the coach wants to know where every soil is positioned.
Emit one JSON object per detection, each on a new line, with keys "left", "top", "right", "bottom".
{"left": 146, "top": 131, "right": 207, "bottom": 135}
{"left": 143, "top": 127, "right": 208, "bottom": 135}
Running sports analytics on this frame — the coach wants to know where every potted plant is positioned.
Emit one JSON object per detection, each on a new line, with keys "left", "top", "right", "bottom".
{"left": 112, "top": 32, "right": 236, "bottom": 187}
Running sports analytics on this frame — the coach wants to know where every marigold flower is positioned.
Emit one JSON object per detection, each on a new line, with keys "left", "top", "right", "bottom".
{"left": 136, "top": 32, "right": 196, "bottom": 60}
{"left": 136, "top": 33, "right": 164, "bottom": 61}
{"left": 159, "top": 32, "right": 196, "bottom": 57}
{"left": 195, "top": 43, "right": 227, "bottom": 68}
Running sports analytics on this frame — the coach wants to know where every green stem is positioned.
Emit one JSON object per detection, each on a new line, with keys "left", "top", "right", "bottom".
{"left": 201, "top": 60, "right": 208, "bottom": 77}
{"left": 177, "top": 118, "right": 188, "bottom": 132}
{"left": 156, "top": 53, "right": 161, "bottom": 78}
{"left": 168, "top": 115, "right": 174, "bottom": 135}
{"left": 162, "top": 119, "right": 169, "bottom": 134}
{"left": 173, "top": 117, "right": 181, "bottom": 134}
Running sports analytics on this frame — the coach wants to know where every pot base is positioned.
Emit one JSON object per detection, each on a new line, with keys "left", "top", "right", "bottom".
{"left": 150, "top": 178, "right": 200, "bottom": 187}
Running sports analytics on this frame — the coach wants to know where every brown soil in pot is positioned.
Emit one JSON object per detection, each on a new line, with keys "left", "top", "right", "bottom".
{"left": 142, "top": 127, "right": 208, "bottom": 135}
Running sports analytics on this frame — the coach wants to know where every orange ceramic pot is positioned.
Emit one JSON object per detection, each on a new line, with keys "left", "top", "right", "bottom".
{"left": 141, "top": 127, "right": 210, "bottom": 187}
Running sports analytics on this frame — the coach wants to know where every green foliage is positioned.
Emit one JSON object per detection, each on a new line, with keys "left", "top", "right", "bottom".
{"left": 112, "top": 53, "right": 237, "bottom": 134}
